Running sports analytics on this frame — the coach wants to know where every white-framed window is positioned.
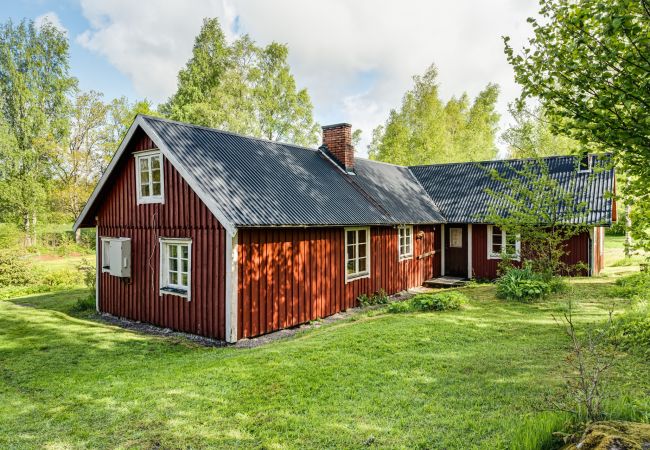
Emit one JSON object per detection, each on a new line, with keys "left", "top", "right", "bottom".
{"left": 160, "top": 238, "right": 192, "bottom": 299}
{"left": 135, "top": 149, "right": 164, "bottom": 204}
{"left": 487, "top": 225, "right": 520, "bottom": 260}
{"left": 345, "top": 227, "right": 371, "bottom": 282}
{"left": 101, "top": 237, "right": 112, "bottom": 273}
{"left": 398, "top": 225, "right": 413, "bottom": 260}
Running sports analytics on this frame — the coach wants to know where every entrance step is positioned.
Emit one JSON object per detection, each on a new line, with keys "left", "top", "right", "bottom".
{"left": 423, "top": 276, "right": 468, "bottom": 288}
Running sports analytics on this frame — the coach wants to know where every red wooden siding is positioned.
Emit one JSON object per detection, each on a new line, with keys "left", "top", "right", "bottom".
{"left": 96, "top": 129, "right": 227, "bottom": 340}
{"left": 237, "top": 225, "right": 441, "bottom": 339}
{"left": 471, "top": 224, "right": 595, "bottom": 279}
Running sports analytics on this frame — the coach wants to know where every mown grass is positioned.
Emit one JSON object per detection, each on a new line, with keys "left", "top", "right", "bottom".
{"left": 1, "top": 276, "right": 648, "bottom": 449}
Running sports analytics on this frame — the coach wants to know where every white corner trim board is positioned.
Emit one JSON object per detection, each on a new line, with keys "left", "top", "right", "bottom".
{"left": 225, "top": 230, "right": 238, "bottom": 343}
{"left": 441, "top": 224, "right": 446, "bottom": 277}
{"left": 467, "top": 224, "right": 473, "bottom": 279}
{"left": 95, "top": 225, "right": 100, "bottom": 312}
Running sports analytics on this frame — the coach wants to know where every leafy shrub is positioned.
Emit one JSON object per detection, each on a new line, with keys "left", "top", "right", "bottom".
{"left": 386, "top": 301, "right": 412, "bottom": 313}
{"left": 71, "top": 295, "right": 96, "bottom": 313}
{"left": 0, "top": 251, "right": 35, "bottom": 287}
{"left": 0, "top": 223, "right": 22, "bottom": 248}
{"left": 411, "top": 291, "right": 467, "bottom": 311}
{"left": 609, "top": 299, "right": 650, "bottom": 358}
{"left": 608, "top": 271, "right": 650, "bottom": 299}
{"left": 496, "top": 265, "right": 554, "bottom": 302}
{"left": 357, "top": 289, "right": 389, "bottom": 307}
{"left": 77, "top": 258, "right": 96, "bottom": 290}
{"left": 41, "top": 269, "right": 83, "bottom": 287}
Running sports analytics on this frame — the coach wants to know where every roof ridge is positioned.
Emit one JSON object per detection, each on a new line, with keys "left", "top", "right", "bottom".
{"left": 408, "top": 153, "right": 595, "bottom": 169}
{"left": 140, "top": 114, "right": 320, "bottom": 153}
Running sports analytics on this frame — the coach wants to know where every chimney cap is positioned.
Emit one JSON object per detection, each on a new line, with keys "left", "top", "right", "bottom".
{"left": 322, "top": 123, "right": 352, "bottom": 130}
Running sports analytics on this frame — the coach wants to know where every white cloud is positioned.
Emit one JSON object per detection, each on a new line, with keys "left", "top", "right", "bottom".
{"left": 35, "top": 11, "right": 67, "bottom": 35}
{"left": 77, "top": 0, "right": 539, "bottom": 156}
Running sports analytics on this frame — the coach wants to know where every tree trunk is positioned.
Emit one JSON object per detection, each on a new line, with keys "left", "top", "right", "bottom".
{"left": 31, "top": 212, "right": 37, "bottom": 247}
{"left": 624, "top": 202, "right": 633, "bottom": 257}
{"left": 23, "top": 212, "right": 32, "bottom": 247}
{"left": 75, "top": 227, "right": 82, "bottom": 244}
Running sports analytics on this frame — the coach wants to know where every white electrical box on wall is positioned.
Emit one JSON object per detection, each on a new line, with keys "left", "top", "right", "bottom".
{"left": 101, "top": 237, "right": 131, "bottom": 278}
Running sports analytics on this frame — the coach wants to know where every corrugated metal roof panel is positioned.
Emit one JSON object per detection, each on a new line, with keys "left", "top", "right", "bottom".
{"left": 410, "top": 155, "right": 614, "bottom": 225}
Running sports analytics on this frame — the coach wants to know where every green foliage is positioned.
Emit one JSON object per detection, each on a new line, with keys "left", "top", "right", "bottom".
{"left": 504, "top": 0, "right": 650, "bottom": 253}
{"left": 502, "top": 103, "right": 578, "bottom": 159}
{"left": 0, "top": 222, "right": 22, "bottom": 248}
{"left": 386, "top": 291, "right": 467, "bottom": 313}
{"left": 71, "top": 295, "right": 95, "bottom": 313}
{"left": 77, "top": 258, "right": 96, "bottom": 291}
{"left": 608, "top": 271, "right": 650, "bottom": 299}
{"left": 0, "top": 18, "right": 76, "bottom": 243}
{"left": 0, "top": 251, "right": 34, "bottom": 287}
{"left": 357, "top": 289, "right": 389, "bottom": 307}
{"left": 386, "top": 301, "right": 412, "bottom": 313}
{"left": 161, "top": 18, "right": 319, "bottom": 146}
{"left": 496, "top": 265, "right": 556, "bottom": 302}
{"left": 411, "top": 291, "right": 467, "bottom": 311}
{"left": 484, "top": 158, "right": 591, "bottom": 276}
{"left": 368, "top": 64, "right": 500, "bottom": 165}
{"left": 609, "top": 305, "right": 650, "bottom": 359}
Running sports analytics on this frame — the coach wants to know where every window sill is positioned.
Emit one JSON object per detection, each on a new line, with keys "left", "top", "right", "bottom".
{"left": 399, "top": 254, "right": 413, "bottom": 262}
{"left": 345, "top": 272, "right": 370, "bottom": 284}
{"left": 160, "top": 287, "right": 190, "bottom": 300}
{"left": 488, "top": 254, "right": 520, "bottom": 262}
{"left": 137, "top": 196, "right": 164, "bottom": 205}
{"left": 101, "top": 267, "right": 111, "bottom": 273}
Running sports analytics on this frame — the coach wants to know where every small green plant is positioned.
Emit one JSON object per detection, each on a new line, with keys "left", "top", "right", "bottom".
{"left": 496, "top": 264, "right": 555, "bottom": 302}
{"left": 386, "top": 301, "right": 412, "bottom": 313}
{"left": 607, "top": 271, "right": 650, "bottom": 299}
{"left": 411, "top": 291, "right": 467, "bottom": 311}
{"left": 609, "top": 298, "right": 650, "bottom": 358}
{"left": 357, "top": 289, "right": 390, "bottom": 307}
{"left": 41, "top": 269, "right": 83, "bottom": 287}
{"left": 77, "top": 258, "right": 96, "bottom": 291}
{"left": 71, "top": 295, "right": 96, "bottom": 313}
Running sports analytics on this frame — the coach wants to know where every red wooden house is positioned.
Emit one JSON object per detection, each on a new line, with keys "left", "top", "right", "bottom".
{"left": 74, "top": 115, "right": 615, "bottom": 342}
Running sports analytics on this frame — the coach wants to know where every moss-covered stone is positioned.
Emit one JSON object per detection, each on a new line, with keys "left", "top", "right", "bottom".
{"left": 561, "top": 421, "right": 650, "bottom": 450}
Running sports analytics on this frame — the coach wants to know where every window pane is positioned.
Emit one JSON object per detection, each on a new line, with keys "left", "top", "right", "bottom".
{"left": 347, "top": 230, "right": 356, "bottom": 245}
{"left": 347, "top": 259, "right": 355, "bottom": 275}
{"left": 181, "top": 273, "right": 188, "bottom": 286}
{"left": 358, "top": 230, "right": 366, "bottom": 244}
{"left": 141, "top": 168, "right": 150, "bottom": 183}
{"left": 358, "top": 243, "right": 366, "bottom": 258}
{"left": 181, "top": 258, "right": 188, "bottom": 273}
{"left": 406, "top": 227, "right": 411, "bottom": 237}
{"left": 152, "top": 166, "right": 160, "bottom": 183}
{"left": 169, "top": 271, "right": 178, "bottom": 285}
{"left": 169, "top": 245, "right": 177, "bottom": 257}
{"left": 169, "top": 256, "right": 178, "bottom": 271}
{"left": 152, "top": 182, "right": 161, "bottom": 196}
{"left": 140, "top": 157, "right": 149, "bottom": 170}
{"left": 140, "top": 183, "right": 150, "bottom": 197}
{"left": 400, "top": 236, "right": 404, "bottom": 246}
{"left": 358, "top": 257, "right": 366, "bottom": 272}
{"left": 181, "top": 245, "right": 189, "bottom": 259}
{"left": 347, "top": 244, "right": 356, "bottom": 261}
{"left": 151, "top": 156, "right": 160, "bottom": 170}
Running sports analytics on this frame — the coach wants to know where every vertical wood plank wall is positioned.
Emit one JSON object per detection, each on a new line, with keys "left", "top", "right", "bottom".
{"left": 471, "top": 224, "right": 594, "bottom": 279}
{"left": 97, "top": 129, "right": 227, "bottom": 339}
{"left": 237, "top": 225, "right": 440, "bottom": 339}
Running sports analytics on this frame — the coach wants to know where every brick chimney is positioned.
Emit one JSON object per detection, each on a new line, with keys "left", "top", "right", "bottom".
{"left": 322, "top": 123, "right": 354, "bottom": 172}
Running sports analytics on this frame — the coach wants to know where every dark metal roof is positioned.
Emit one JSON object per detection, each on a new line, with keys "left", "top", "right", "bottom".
{"left": 353, "top": 159, "right": 445, "bottom": 224}
{"left": 75, "top": 115, "right": 615, "bottom": 231}
{"left": 410, "top": 155, "right": 615, "bottom": 225}
{"left": 143, "top": 116, "right": 411, "bottom": 227}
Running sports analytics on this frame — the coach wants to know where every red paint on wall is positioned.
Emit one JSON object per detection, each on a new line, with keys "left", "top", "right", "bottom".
{"left": 96, "top": 128, "right": 227, "bottom": 340}
{"left": 237, "top": 224, "right": 441, "bottom": 339}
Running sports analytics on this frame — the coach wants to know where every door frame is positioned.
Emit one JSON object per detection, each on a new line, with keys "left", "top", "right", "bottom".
{"left": 440, "top": 223, "right": 473, "bottom": 279}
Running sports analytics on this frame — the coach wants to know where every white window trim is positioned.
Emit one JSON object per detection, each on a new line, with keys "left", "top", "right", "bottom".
{"left": 100, "top": 237, "right": 113, "bottom": 273}
{"left": 398, "top": 225, "right": 414, "bottom": 261}
{"left": 134, "top": 149, "right": 164, "bottom": 205}
{"left": 344, "top": 227, "right": 371, "bottom": 283}
{"left": 159, "top": 238, "right": 192, "bottom": 300}
{"left": 487, "top": 225, "right": 521, "bottom": 261}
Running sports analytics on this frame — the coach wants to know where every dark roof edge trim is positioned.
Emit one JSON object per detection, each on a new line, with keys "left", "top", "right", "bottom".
{"left": 73, "top": 115, "right": 237, "bottom": 235}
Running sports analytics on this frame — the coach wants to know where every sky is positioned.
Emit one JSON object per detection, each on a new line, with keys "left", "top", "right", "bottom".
{"left": 1, "top": 0, "right": 540, "bottom": 157}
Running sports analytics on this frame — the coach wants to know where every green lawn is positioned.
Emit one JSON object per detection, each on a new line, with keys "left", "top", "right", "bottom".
{"left": 0, "top": 241, "right": 648, "bottom": 449}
